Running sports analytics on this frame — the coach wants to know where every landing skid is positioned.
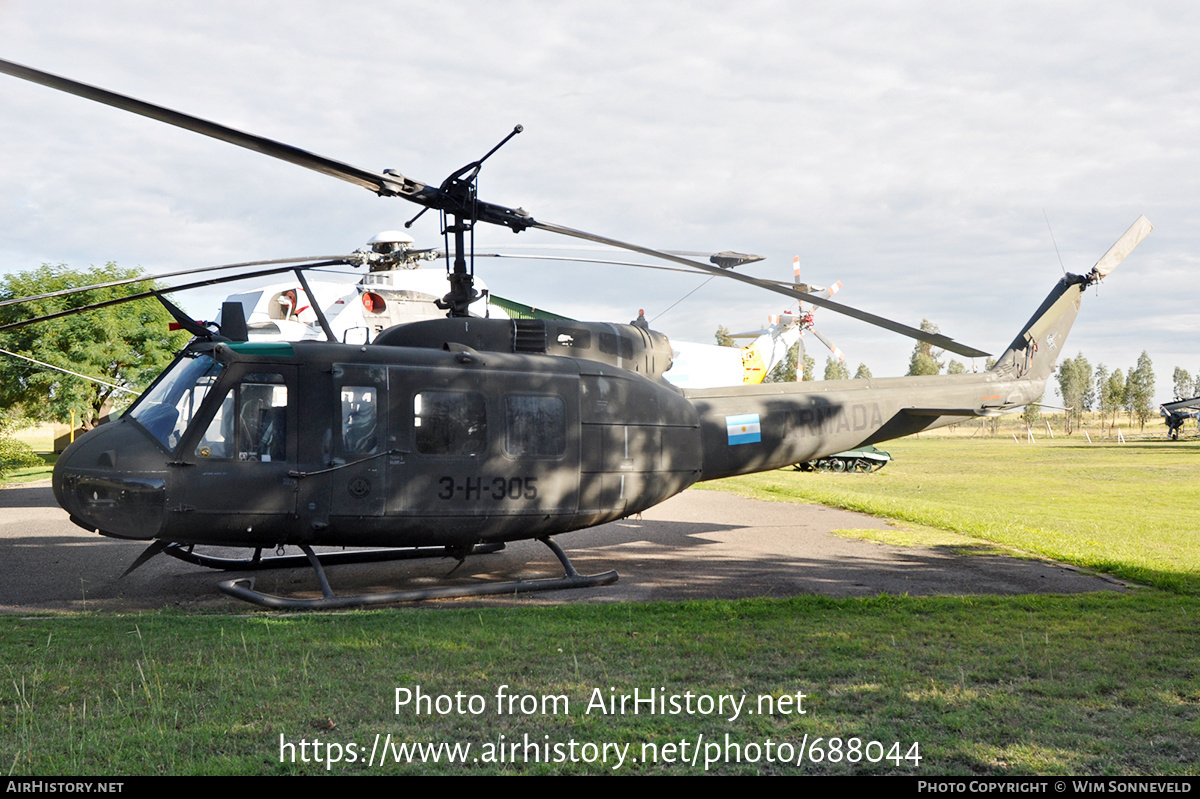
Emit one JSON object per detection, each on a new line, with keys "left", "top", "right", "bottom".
{"left": 216, "top": 537, "right": 618, "bottom": 610}
{"left": 160, "top": 541, "right": 504, "bottom": 571}
{"left": 121, "top": 539, "right": 505, "bottom": 577}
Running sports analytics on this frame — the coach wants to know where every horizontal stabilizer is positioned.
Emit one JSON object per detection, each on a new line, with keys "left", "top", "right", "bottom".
{"left": 902, "top": 407, "right": 1008, "bottom": 418}
{"left": 1161, "top": 395, "right": 1200, "bottom": 413}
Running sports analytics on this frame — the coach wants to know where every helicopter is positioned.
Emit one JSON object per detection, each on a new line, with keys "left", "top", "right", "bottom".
{"left": 725, "top": 256, "right": 847, "bottom": 384}
{"left": 0, "top": 57, "right": 1154, "bottom": 608}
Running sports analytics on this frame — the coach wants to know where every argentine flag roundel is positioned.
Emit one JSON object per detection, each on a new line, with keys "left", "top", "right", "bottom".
{"left": 726, "top": 413, "right": 761, "bottom": 446}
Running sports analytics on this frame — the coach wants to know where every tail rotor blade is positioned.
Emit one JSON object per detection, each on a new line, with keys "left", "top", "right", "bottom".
{"left": 1091, "top": 215, "right": 1153, "bottom": 279}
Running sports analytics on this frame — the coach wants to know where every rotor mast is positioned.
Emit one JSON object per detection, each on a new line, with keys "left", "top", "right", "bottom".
{"left": 406, "top": 125, "right": 524, "bottom": 317}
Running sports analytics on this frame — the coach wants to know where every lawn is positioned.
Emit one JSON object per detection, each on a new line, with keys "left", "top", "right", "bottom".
{"left": 2, "top": 436, "right": 1197, "bottom": 775}
{"left": 706, "top": 437, "right": 1200, "bottom": 595}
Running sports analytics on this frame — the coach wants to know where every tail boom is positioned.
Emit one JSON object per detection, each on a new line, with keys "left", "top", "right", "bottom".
{"left": 685, "top": 215, "right": 1152, "bottom": 481}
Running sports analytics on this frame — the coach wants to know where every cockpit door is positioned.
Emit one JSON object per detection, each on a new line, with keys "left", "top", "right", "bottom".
{"left": 171, "top": 365, "right": 298, "bottom": 541}
{"left": 329, "top": 363, "right": 389, "bottom": 517}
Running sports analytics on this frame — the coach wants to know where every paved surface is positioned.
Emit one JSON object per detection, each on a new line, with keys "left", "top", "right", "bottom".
{"left": 0, "top": 481, "right": 1121, "bottom": 612}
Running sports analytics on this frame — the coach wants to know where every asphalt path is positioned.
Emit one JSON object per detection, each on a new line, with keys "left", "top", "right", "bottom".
{"left": 0, "top": 480, "right": 1121, "bottom": 612}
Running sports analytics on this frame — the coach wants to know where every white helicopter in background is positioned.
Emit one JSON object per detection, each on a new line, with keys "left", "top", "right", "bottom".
{"left": 217, "top": 230, "right": 506, "bottom": 345}
{"left": 667, "top": 257, "right": 847, "bottom": 387}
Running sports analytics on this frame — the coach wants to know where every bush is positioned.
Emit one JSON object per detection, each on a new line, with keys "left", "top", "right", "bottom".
{"left": 0, "top": 415, "right": 44, "bottom": 477}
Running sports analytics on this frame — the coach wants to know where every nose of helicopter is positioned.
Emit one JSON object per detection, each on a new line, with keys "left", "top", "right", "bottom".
{"left": 53, "top": 419, "right": 168, "bottom": 540}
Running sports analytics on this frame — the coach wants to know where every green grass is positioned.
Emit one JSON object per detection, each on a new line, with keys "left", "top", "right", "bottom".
{"left": 704, "top": 438, "right": 1200, "bottom": 594}
{"left": 3, "top": 437, "right": 1199, "bottom": 775}
{"left": 12, "top": 425, "right": 57, "bottom": 455}
{"left": 2, "top": 595, "right": 1197, "bottom": 775}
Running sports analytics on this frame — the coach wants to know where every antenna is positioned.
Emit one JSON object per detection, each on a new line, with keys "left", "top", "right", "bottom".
{"left": 1043, "top": 209, "right": 1066, "bottom": 276}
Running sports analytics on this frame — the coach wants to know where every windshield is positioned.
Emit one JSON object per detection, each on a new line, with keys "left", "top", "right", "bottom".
{"left": 128, "top": 354, "right": 225, "bottom": 450}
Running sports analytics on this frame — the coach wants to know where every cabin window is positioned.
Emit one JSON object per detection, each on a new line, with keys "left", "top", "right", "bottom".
{"left": 195, "top": 373, "right": 288, "bottom": 462}
{"left": 413, "top": 391, "right": 486, "bottom": 456}
{"left": 599, "top": 331, "right": 633, "bottom": 359}
{"left": 555, "top": 328, "right": 591, "bottom": 348}
{"left": 505, "top": 395, "right": 566, "bottom": 458}
{"left": 340, "top": 386, "right": 378, "bottom": 455}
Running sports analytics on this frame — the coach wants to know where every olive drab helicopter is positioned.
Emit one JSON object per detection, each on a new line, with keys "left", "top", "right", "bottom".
{"left": 0, "top": 58, "right": 1154, "bottom": 609}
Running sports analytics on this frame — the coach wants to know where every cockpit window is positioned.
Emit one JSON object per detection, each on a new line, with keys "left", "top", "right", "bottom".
{"left": 195, "top": 373, "right": 288, "bottom": 462}
{"left": 128, "top": 354, "right": 224, "bottom": 450}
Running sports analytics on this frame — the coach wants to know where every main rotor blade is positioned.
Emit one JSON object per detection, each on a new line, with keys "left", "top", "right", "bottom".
{"left": 532, "top": 220, "right": 990, "bottom": 358}
{"left": 0, "top": 261, "right": 347, "bottom": 333}
{"left": 0, "top": 255, "right": 354, "bottom": 310}
{"left": 0, "top": 58, "right": 406, "bottom": 196}
{"left": 0, "top": 58, "right": 537, "bottom": 232}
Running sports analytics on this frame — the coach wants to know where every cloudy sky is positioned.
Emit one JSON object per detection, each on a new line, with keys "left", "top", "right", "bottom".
{"left": 1, "top": 1, "right": 1196, "bottom": 400}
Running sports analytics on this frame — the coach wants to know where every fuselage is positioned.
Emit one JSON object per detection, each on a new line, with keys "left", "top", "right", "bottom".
{"left": 51, "top": 337, "right": 1037, "bottom": 552}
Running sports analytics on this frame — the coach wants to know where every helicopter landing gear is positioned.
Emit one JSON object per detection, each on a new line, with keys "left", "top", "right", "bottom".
{"left": 158, "top": 541, "right": 505, "bottom": 571}
{"left": 121, "top": 539, "right": 505, "bottom": 576}
{"left": 215, "top": 537, "right": 618, "bottom": 610}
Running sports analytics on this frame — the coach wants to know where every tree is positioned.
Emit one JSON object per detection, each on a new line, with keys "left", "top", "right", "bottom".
{"left": 853, "top": 363, "right": 872, "bottom": 379}
{"left": 1055, "top": 352, "right": 1093, "bottom": 434}
{"left": 1094, "top": 363, "right": 1109, "bottom": 414}
{"left": 1126, "top": 351, "right": 1155, "bottom": 431}
{"left": 801, "top": 350, "right": 815, "bottom": 382}
{"left": 1173, "top": 366, "right": 1193, "bottom": 399}
{"left": 824, "top": 357, "right": 849, "bottom": 381}
{"left": 0, "top": 263, "right": 189, "bottom": 428}
{"left": 946, "top": 360, "right": 967, "bottom": 375}
{"left": 1101, "top": 368, "right": 1125, "bottom": 432}
{"left": 1022, "top": 391, "right": 1042, "bottom": 429}
{"left": 907, "top": 319, "right": 942, "bottom": 376}
{"left": 763, "top": 339, "right": 797, "bottom": 383}
{"left": 714, "top": 325, "right": 736, "bottom": 347}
